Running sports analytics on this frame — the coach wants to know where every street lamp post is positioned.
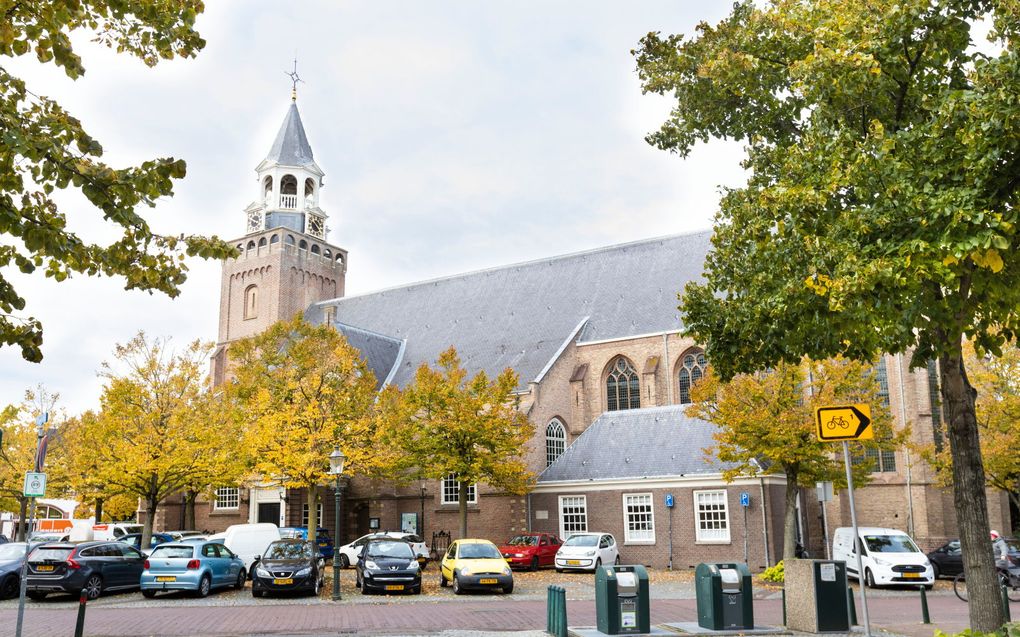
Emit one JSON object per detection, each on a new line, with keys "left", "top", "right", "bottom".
{"left": 419, "top": 485, "right": 427, "bottom": 537}
{"left": 328, "top": 447, "right": 346, "bottom": 602}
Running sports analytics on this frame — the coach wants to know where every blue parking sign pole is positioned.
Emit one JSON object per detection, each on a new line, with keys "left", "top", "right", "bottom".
{"left": 666, "top": 494, "right": 674, "bottom": 570}
{"left": 740, "top": 492, "right": 750, "bottom": 564}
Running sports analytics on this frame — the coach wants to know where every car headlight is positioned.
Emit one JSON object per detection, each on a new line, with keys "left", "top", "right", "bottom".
{"left": 514, "top": 553, "right": 524, "bottom": 558}
{"left": 408, "top": 561, "right": 420, "bottom": 570}
{"left": 460, "top": 567, "right": 473, "bottom": 576}
{"left": 365, "top": 560, "right": 379, "bottom": 570}
{"left": 585, "top": 550, "right": 596, "bottom": 557}
{"left": 255, "top": 565, "right": 271, "bottom": 578}
{"left": 295, "top": 567, "right": 311, "bottom": 577}
{"left": 503, "top": 566, "right": 512, "bottom": 576}
{"left": 872, "top": 557, "right": 889, "bottom": 566}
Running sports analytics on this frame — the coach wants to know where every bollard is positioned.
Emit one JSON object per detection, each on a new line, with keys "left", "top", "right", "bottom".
{"left": 546, "top": 585, "right": 567, "bottom": 637}
{"left": 847, "top": 585, "right": 858, "bottom": 626}
{"left": 74, "top": 589, "right": 88, "bottom": 637}
{"left": 919, "top": 586, "right": 930, "bottom": 624}
{"left": 781, "top": 588, "right": 787, "bottom": 626}
{"left": 1003, "top": 584, "right": 1012, "bottom": 623}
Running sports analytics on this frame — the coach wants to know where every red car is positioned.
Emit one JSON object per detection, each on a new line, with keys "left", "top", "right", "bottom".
{"left": 499, "top": 533, "right": 562, "bottom": 571}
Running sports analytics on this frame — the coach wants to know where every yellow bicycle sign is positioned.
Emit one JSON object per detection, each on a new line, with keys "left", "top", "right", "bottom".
{"left": 815, "top": 405, "right": 873, "bottom": 441}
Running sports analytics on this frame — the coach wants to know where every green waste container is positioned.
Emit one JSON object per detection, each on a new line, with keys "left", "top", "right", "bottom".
{"left": 695, "top": 563, "right": 754, "bottom": 630}
{"left": 595, "top": 564, "right": 650, "bottom": 635}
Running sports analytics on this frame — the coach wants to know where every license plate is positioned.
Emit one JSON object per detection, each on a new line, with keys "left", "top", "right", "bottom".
{"left": 903, "top": 572, "right": 920, "bottom": 579}
{"left": 479, "top": 578, "right": 498, "bottom": 584}
{"left": 155, "top": 576, "right": 176, "bottom": 582}
{"left": 273, "top": 578, "right": 293, "bottom": 585}
{"left": 567, "top": 560, "right": 581, "bottom": 566}
{"left": 35, "top": 565, "right": 54, "bottom": 572}
{"left": 385, "top": 584, "right": 404, "bottom": 591}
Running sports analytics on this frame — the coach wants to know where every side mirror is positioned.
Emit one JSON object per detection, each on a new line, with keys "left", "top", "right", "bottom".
{"left": 253, "top": 555, "right": 261, "bottom": 563}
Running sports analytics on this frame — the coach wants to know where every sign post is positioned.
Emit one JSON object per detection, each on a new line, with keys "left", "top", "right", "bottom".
{"left": 816, "top": 481, "right": 834, "bottom": 560}
{"left": 740, "top": 492, "right": 750, "bottom": 564}
{"left": 816, "top": 404, "right": 872, "bottom": 637}
{"left": 665, "top": 493, "right": 675, "bottom": 571}
{"left": 16, "top": 412, "right": 48, "bottom": 637}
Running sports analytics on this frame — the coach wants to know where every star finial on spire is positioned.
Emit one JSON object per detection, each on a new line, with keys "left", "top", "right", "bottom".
{"left": 285, "top": 58, "right": 304, "bottom": 102}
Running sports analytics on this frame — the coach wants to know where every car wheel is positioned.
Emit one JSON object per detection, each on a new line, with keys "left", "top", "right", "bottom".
{"left": 0, "top": 574, "right": 18, "bottom": 600}
{"left": 252, "top": 587, "right": 263, "bottom": 598}
{"left": 530, "top": 556, "right": 539, "bottom": 572}
{"left": 313, "top": 574, "right": 322, "bottom": 597}
{"left": 439, "top": 571, "right": 448, "bottom": 587}
{"left": 142, "top": 590, "right": 157, "bottom": 599}
{"left": 411, "top": 585, "right": 421, "bottom": 595}
{"left": 82, "top": 575, "right": 103, "bottom": 600}
{"left": 194, "top": 575, "right": 211, "bottom": 598}
{"left": 453, "top": 574, "right": 464, "bottom": 595}
{"left": 234, "top": 570, "right": 246, "bottom": 590}
{"left": 339, "top": 554, "right": 350, "bottom": 569}
{"left": 594, "top": 558, "right": 602, "bottom": 571}
{"left": 355, "top": 573, "right": 361, "bottom": 589}
{"left": 503, "top": 583, "right": 514, "bottom": 594}
{"left": 865, "top": 569, "right": 876, "bottom": 588}
{"left": 28, "top": 591, "right": 47, "bottom": 601}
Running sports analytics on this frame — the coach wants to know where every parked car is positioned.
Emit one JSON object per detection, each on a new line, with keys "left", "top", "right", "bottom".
{"left": 335, "top": 531, "right": 427, "bottom": 568}
{"left": 91, "top": 523, "right": 143, "bottom": 541}
{"left": 206, "top": 523, "right": 281, "bottom": 575}
{"left": 251, "top": 539, "right": 324, "bottom": 597}
{"left": 555, "top": 532, "right": 619, "bottom": 573}
{"left": 499, "top": 533, "right": 562, "bottom": 571}
{"left": 279, "top": 527, "right": 334, "bottom": 559}
{"left": 28, "top": 532, "right": 69, "bottom": 543}
{"left": 0, "top": 542, "right": 35, "bottom": 599}
{"left": 928, "top": 537, "right": 1020, "bottom": 580}
{"left": 439, "top": 539, "right": 513, "bottom": 595}
{"left": 164, "top": 530, "right": 206, "bottom": 542}
{"left": 140, "top": 541, "right": 246, "bottom": 598}
{"left": 355, "top": 538, "right": 422, "bottom": 595}
{"left": 833, "top": 526, "right": 933, "bottom": 587}
{"left": 25, "top": 541, "right": 146, "bottom": 600}
{"left": 118, "top": 533, "right": 174, "bottom": 555}
{"left": 0, "top": 534, "right": 8, "bottom": 544}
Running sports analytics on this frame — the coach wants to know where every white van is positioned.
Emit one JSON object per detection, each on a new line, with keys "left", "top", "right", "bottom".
{"left": 832, "top": 526, "right": 934, "bottom": 587}
{"left": 91, "top": 522, "right": 143, "bottom": 541}
{"left": 207, "top": 523, "right": 281, "bottom": 574}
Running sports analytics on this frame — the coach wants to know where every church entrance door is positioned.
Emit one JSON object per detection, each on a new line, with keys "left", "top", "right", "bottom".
{"left": 258, "top": 502, "right": 281, "bottom": 525}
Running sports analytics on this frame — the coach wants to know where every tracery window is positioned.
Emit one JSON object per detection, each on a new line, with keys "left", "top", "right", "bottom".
{"left": 546, "top": 419, "right": 566, "bottom": 467}
{"left": 678, "top": 349, "right": 707, "bottom": 404}
{"left": 606, "top": 357, "right": 640, "bottom": 411}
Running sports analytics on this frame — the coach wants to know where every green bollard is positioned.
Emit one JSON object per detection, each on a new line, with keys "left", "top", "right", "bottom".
{"left": 919, "top": 586, "right": 930, "bottom": 624}
{"left": 74, "top": 589, "right": 88, "bottom": 637}
{"left": 1003, "top": 584, "right": 1012, "bottom": 623}
{"left": 847, "top": 586, "right": 858, "bottom": 626}
{"left": 781, "top": 588, "right": 787, "bottom": 626}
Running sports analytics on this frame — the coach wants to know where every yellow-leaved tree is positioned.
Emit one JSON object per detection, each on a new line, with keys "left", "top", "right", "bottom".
{"left": 228, "top": 316, "right": 379, "bottom": 538}
{"left": 689, "top": 357, "right": 900, "bottom": 561}
{"left": 378, "top": 347, "right": 534, "bottom": 538}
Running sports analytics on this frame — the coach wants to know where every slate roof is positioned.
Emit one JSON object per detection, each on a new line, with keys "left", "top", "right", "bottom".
{"left": 266, "top": 103, "right": 315, "bottom": 167}
{"left": 333, "top": 323, "right": 403, "bottom": 388}
{"left": 538, "top": 405, "right": 739, "bottom": 482}
{"left": 308, "top": 230, "right": 713, "bottom": 390}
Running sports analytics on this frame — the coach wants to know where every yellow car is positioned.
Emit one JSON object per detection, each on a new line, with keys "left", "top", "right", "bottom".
{"left": 439, "top": 539, "right": 514, "bottom": 594}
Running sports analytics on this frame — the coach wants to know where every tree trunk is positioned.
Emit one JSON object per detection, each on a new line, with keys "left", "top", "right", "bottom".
{"left": 782, "top": 470, "right": 799, "bottom": 562}
{"left": 941, "top": 347, "right": 1005, "bottom": 631}
{"left": 307, "top": 486, "right": 318, "bottom": 536}
{"left": 94, "top": 497, "right": 104, "bottom": 524}
{"left": 184, "top": 490, "right": 197, "bottom": 530}
{"left": 16, "top": 497, "right": 27, "bottom": 541}
{"left": 142, "top": 495, "right": 158, "bottom": 551}
{"left": 458, "top": 480, "right": 469, "bottom": 538}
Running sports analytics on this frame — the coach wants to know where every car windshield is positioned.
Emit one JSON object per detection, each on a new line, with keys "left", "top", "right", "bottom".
{"left": 279, "top": 529, "right": 303, "bottom": 539}
{"left": 366, "top": 541, "right": 414, "bottom": 559}
{"left": 150, "top": 546, "right": 195, "bottom": 559}
{"left": 31, "top": 547, "right": 72, "bottom": 561}
{"left": 0, "top": 544, "right": 27, "bottom": 560}
{"left": 266, "top": 542, "right": 313, "bottom": 559}
{"left": 506, "top": 535, "right": 538, "bottom": 546}
{"left": 864, "top": 535, "right": 919, "bottom": 553}
{"left": 458, "top": 543, "right": 502, "bottom": 559}
{"left": 564, "top": 535, "right": 599, "bottom": 547}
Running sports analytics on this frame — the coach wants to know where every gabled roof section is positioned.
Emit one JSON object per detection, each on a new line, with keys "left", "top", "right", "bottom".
{"left": 538, "top": 405, "right": 739, "bottom": 482}
{"left": 331, "top": 323, "right": 403, "bottom": 390}
{"left": 266, "top": 103, "right": 315, "bottom": 167}
{"left": 310, "top": 230, "right": 712, "bottom": 390}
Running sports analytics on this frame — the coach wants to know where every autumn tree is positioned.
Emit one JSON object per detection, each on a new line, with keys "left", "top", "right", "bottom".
{"left": 636, "top": 0, "right": 1020, "bottom": 628}
{"left": 926, "top": 340, "right": 1020, "bottom": 517}
{"left": 48, "top": 411, "right": 113, "bottom": 522}
{"left": 689, "top": 358, "right": 898, "bottom": 561}
{"left": 0, "top": 1, "right": 234, "bottom": 362}
{"left": 378, "top": 347, "right": 534, "bottom": 538}
{"left": 228, "top": 316, "right": 379, "bottom": 538}
{"left": 89, "top": 333, "right": 224, "bottom": 548}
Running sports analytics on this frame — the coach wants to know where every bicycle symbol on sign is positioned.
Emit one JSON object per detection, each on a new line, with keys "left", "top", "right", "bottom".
{"left": 825, "top": 416, "right": 850, "bottom": 431}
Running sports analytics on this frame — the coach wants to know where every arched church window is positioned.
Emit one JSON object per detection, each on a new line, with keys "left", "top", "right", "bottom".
{"left": 606, "top": 357, "right": 640, "bottom": 411}
{"left": 299, "top": 239, "right": 308, "bottom": 251}
{"left": 246, "top": 240, "right": 256, "bottom": 251}
{"left": 244, "top": 285, "right": 258, "bottom": 320}
{"left": 335, "top": 254, "right": 344, "bottom": 265}
{"left": 324, "top": 249, "right": 332, "bottom": 259}
{"left": 546, "top": 419, "right": 566, "bottom": 467}
{"left": 270, "top": 234, "right": 280, "bottom": 244}
{"left": 262, "top": 176, "right": 273, "bottom": 205}
{"left": 280, "top": 175, "right": 297, "bottom": 209}
{"left": 304, "top": 178, "right": 316, "bottom": 209}
{"left": 311, "top": 244, "right": 321, "bottom": 255}
{"left": 286, "top": 235, "right": 296, "bottom": 245}
{"left": 258, "top": 237, "right": 267, "bottom": 248}
{"left": 678, "top": 348, "right": 708, "bottom": 404}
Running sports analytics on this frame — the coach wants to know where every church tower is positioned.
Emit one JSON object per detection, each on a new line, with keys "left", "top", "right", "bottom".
{"left": 211, "top": 94, "right": 347, "bottom": 385}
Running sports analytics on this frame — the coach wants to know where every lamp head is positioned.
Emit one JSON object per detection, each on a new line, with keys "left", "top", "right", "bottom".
{"left": 329, "top": 446, "right": 346, "bottom": 475}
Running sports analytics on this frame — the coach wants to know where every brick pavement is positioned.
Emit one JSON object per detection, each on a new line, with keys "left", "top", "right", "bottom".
{"left": 1, "top": 594, "right": 994, "bottom": 637}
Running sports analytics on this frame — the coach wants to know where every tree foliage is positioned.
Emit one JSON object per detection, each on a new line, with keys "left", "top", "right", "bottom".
{"left": 0, "top": 387, "right": 63, "bottom": 538}
{"left": 227, "top": 316, "right": 379, "bottom": 537}
{"left": 378, "top": 347, "right": 534, "bottom": 538}
{"left": 1, "top": 1, "right": 234, "bottom": 362}
{"left": 635, "top": 1, "right": 1020, "bottom": 628}
{"left": 689, "top": 357, "right": 898, "bottom": 560}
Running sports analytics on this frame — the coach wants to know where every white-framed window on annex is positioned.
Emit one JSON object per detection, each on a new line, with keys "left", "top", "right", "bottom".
{"left": 623, "top": 493, "right": 655, "bottom": 543}
{"left": 302, "top": 502, "right": 323, "bottom": 528}
{"left": 694, "top": 490, "right": 730, "bottom": 542}
{"left": 441, "top": 474, "right": 477, "bottom": 505}
{"left": 546, "top": 419, "right": 566, "bottom": 467}
{"left": 559, "top": 495, "right": 588, "bottom": 540}
{"left": 213, "top": 487, "right": 239, "bottom": 510}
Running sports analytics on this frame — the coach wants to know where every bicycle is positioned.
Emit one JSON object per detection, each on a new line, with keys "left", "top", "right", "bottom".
{"left": 953, "top": 570, "right": 1020, "bottom": 602}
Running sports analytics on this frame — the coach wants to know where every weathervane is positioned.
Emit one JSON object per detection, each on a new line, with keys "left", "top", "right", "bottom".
{"left": 285, "top": 58, "right": 304, "bottom": 102}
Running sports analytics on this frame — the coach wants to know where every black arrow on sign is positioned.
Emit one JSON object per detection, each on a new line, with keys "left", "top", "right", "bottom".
{"left": 849, "top": 405, "right": 871, "bottom": 438}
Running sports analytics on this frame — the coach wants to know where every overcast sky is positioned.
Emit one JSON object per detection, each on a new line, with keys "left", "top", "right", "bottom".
{"left": 1, "top": 1, "right": 746, "bottom": 414}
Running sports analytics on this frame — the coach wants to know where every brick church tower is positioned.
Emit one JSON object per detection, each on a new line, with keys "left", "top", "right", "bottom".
{"left": 210, "top": 95, "right": 347, "bottom": 385}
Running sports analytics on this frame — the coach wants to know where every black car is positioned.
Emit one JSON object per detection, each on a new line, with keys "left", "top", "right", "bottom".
{"left": 355, "top": 539, "right": 422, "bottom": 595}
{"left": 26, "top": 541, "right": 146, "bottom": 600}
{"left": 929, "top": 538, "right": 1020, "bottom": 579}
{"left": 0, "top": 542, "right": 34, "bottom": 599}
{"left": 251, "top": 539, "right": 324, "bottom": 597}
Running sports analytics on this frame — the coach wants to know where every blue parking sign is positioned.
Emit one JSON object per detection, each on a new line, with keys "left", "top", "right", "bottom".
{"left": 665, "top": 493, "right": 674, "bottom": 508}
{"left": 740, "top": 492, "right": 750, "bottom": 507}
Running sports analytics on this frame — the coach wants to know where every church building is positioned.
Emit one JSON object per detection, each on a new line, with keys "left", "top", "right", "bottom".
{"left": 155, "top": 96, "right": 1012, "bottom": 569}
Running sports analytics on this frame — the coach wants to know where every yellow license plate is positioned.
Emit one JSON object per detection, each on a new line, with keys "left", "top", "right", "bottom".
{"left": 385, "top": 585, "right": 404, "bottom": 591}
{"left": 902, "top": 572, "right": 920, "bottom": 578}
{"left": 155, "top": 576, "right": 176, "bottom": 582}
{"left": 273, "top": 578, "right": 293, "bottom": 585}
{"left": 479, "top": 578, "right": 498, "bottom": 584}
{"left": 36, "top": 565, "right": 54, "bottom": 572}
{"left": 567, "top": 560, "right": 581, "bottom": 566}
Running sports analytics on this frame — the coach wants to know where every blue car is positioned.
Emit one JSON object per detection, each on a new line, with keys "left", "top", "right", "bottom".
{"left": 279, "top": 527, "right": 334, "bottom": 559}
{"left": 0, "top": 542, "right": 38, "bottom": 599}
{"left": 119, "top": 533, "right": 174, "bottom": 555}
{"left": 140, "top": 541, "right": 246, "bottom": 598}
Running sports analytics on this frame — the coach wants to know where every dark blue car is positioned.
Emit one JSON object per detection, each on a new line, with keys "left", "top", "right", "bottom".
{"left": 0, "top": 542, "right": 35, "bottom": 599}
{"left": 279, "top": 527, "right": 334, "bottom": 559}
